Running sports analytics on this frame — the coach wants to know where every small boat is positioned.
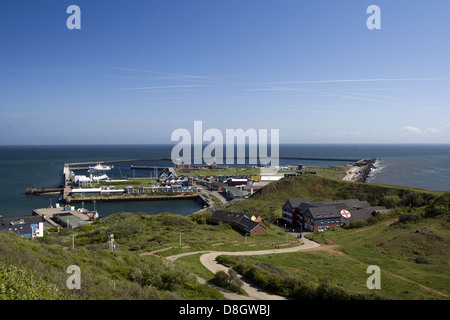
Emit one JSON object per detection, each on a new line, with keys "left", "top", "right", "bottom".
{"left": 77, "top": 207, "right": 100, "bottom": 221}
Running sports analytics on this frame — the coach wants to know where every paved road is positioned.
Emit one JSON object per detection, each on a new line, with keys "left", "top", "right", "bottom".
{"left": 167, "top": 236, "right": 320, "bottom": 300}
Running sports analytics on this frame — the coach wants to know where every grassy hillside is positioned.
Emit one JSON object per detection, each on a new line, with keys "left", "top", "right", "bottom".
{"left": 39, "top": 211, "right": 297, "bottom": 255}
{"left": 217, "top": 192, "right": 450, "bottom": 300}
{"left": 226, "top": 174, "right": 441, "bottom": 221}
{"left": 0, "top": 229, "right": 223, "bottom": 300}
{"left": 0, "top": 210, "right": 293, "bottom": 300}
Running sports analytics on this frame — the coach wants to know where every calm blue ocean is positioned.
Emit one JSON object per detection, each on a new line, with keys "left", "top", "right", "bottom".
{"left": 0, "top": 144, "right": 448, "bottom": 218}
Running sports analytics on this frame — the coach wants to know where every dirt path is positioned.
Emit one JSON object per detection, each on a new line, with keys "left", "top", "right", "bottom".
{"left": 166, "top": 237, "right": 320, "bottom": 300}
{"left": 140, "top": 246, "right": 177, "bottom": 256}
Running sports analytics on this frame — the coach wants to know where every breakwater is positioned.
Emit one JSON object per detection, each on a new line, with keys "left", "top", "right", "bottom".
{"left": 26, "top": 187, "right": 64, "bottom": 195}
{"left": 356, "top": 158, "right": 377, "bottom": 182}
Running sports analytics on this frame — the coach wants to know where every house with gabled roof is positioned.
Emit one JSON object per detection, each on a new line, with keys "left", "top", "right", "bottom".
{"left": 0, "top": 215, "right": 44, "bottom": 237}
{"left": 209, "top": 211, "right": 267, "bottom": 236}
{"left": 282, "top": 198, "right": 387, "bottom": 232}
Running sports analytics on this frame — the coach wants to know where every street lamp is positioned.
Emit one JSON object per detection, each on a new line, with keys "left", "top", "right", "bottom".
{"left": 109, "top": 234, "right": 115, "bottom": 252}
{"left": 72, "top": 234, "right": 77, "bottom": 249}
{"left": 179, "top": 233, "right": 184, "bottom": 246}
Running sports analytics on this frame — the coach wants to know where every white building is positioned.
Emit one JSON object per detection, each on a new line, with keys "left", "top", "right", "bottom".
{"left": 0, "top": 215, "right": 44, "bottom": 238}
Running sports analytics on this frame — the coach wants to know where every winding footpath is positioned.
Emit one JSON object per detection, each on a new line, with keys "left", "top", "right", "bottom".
{"left": 165, "top": 237, "right": 320, "bottom": 300}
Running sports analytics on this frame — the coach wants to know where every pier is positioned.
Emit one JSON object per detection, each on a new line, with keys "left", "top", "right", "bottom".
{"left": 26, "top": 188, "right": 64, "bottom": 195}
{"left": 32, "top": 207, "right": 92, "bottom": 229}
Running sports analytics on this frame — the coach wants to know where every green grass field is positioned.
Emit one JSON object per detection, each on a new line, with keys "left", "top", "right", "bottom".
{"left": 300, "top": 165, "right": 349, "bottom": 180}
{"left": 91, "top": 177, "right": 158, "bottom": 188}
{"left": 177, "top": 253, "right": 216, "bottom": 281}
{"left": 41, "top": 211, "right": 299, "bottom": 256}
{"left": 216, "top": 211, "right": 449, "bottom": 300}
{"left": 176, "top": 165, "right": 348, "bottom": 181}
{"left": 176, "top": 167, "right": 262, "bottom": 177}
{"left": 225, "top": 174, "right": 442, "bottom": 222}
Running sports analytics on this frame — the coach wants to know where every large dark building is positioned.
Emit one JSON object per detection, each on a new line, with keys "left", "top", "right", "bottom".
{"left": 282, "top": 198, "right": 387, "bottom": 232}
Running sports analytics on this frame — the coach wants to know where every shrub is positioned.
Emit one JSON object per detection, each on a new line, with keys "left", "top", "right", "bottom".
{"left": 210, "top": 269, "right": 244, "bottom": 294}
{"left": 0, "top": 265, "right": 76, "bottom": 300}
{"left": 344, "top": 220, "right": 368, "bottom": 229}
{"left": 161, "top": 215, "right": 194, "bottom": 229}
{"left": 424, "top": 192, "right": 450, "bottom": 218}
{"left": 398, "top": 213, "right": 419, "bottom": 224}
{"left": 190, "top": 212, "right": 212, "bottom": 224}
{"left": 425, "top": 205, "right": 448, "bottom": 218}
{"left": 382, "top": 195, "right": 402, "bottom": 209}
{"left": 414, "top": 256, "right": 430, "bottom": 264}
{"left": 102, "top": 213, "right": 144, "bottom": 239}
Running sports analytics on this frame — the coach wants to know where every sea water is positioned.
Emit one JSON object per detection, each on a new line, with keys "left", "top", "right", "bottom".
{"left": 0, "top": 144, "right": 448, "bottom": 218}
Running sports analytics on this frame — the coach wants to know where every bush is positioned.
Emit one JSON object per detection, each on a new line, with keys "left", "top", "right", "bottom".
{"left": 398, "top": 213, "right": 419, "bottom": 224}
{"left": 414, "top": 256, "right": 430, "bottom": 264}
{"left": 425, "top": 205, "right": 448, "bottom": 218}
{"left": 161, "top": 215, "right": 194, "bottom": 228}
{"left": 212, "top": 270, "right": 229, "bottom": 286}
{"left": 190, "top": 212, "right": 212, "bottom": 225}
{"left": 382, "top": 195, "right": 402, "bottom": 209}
{"left": 344, "top": 220, "right": 368, "bottom": 229}
{"left": 102, "top": 213, "right": 144, "bottom": 239}
{"left": 0, "top": 265, "right": 76, "bottom": 300}
{"left": 210, "top": 269, "right": 244, "bottom": 294}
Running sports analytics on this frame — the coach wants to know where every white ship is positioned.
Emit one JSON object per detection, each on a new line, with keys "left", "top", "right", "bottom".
{"left": 88, "top": 163, "right": 113, "bottom": 172}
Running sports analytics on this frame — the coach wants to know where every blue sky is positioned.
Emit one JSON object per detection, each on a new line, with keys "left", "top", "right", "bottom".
{"left": 0, "top": 0, "right": 449, "bottom": 145}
